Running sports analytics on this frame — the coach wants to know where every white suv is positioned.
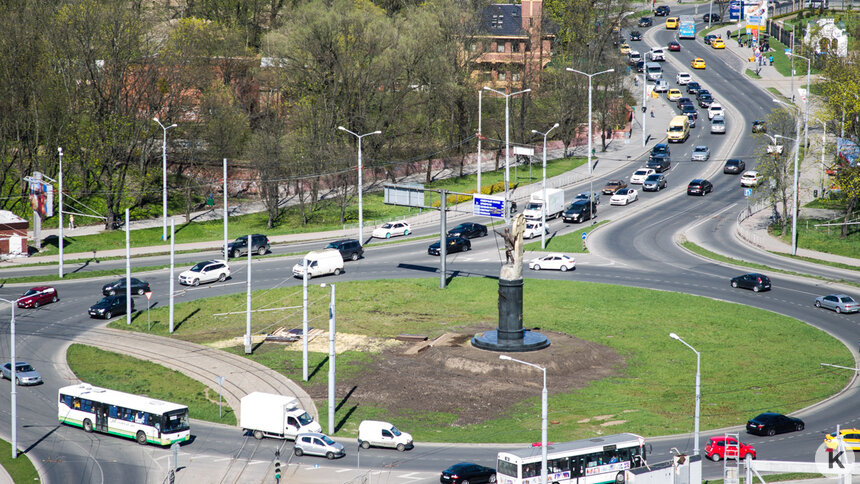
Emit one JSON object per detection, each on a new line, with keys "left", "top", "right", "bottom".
{"left": 179, "top": 260, "right": 231, "bottom": 286}
{"left": 708, "top": 102, "right": 724, "bottom": 120}
{"left": 676, "top": 72, "right": 692, "bottom": 85}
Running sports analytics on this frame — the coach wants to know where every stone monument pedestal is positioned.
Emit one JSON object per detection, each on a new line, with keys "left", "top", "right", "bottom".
{"left": 471, "top": 277, "right": 550, "bottom": 352}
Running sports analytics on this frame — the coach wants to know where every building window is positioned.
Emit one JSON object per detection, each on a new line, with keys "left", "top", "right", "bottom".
{"left": 512, "top": 72, "right": 521, "bottom": 82}
{"left": 497, "top": 43, "right": 505, "bottom": 53}
{"left": 470, "top": 43, "right": 477, "bottom": 51}
{"left": 498, "top": 71, "right": 506, "bottom": 81}
{"left": 513, "top": 42, "right": 521, "bottom": 53}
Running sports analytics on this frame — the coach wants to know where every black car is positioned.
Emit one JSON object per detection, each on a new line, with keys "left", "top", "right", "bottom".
{"left": 752, "top": 120, "right": 767, "bottom": 133}
{"left": 655, "top": 5, "right": 670, "bottom": 16}
{"left": 89, "top": 295, "right": 134, "bottom": 319}
{"left": 731, "top": 273, "right": 772, "bottom": 292}
{"left": 686, "top": 179, "right": 713, "bottom": 196}
{"left": 703, "top": 13, "right": 721, "bottom": 22}
{"left": 677, "top": 98, "right": 693, "bottom": 110}
{"left": 227, "top": 234, "right": 270, "bottom": 258}
{"left": 102, "top": 277, "right": 150, "bottom": 296}
{"left": 440, "top": 462, "right": 496, "bottom": 484}
{"left": 447, "top": 222, "right": 488, "bottom": 239}
{"left": 697, "top": 93, "right": 714, "bottom": 108}
{"left": 642, "top": 173, "right": 668, "bottom": 191}
{"left": 635, "top": 60, "right": 646, "bottom": 73}
{"left": 724, "top": 159, "right": 746, "bottom": 174}
{"left": 651, "top": 143, "right": 670, "bottom": 157}
{"left": 638, "top": 17, "right": 653, "bottom": 27}
{"left": 630, "top": 30, "right": 642, "bottom": 41}
{"left": 325, "top": 239, "right": 364, "bottom": 261}
{"left": 428, "top": 237, "right": 471, "bottom": 256}
{"left": 686, "top": 81, "right": 701, "bottom": 94}
{"left": 681, "top": 104, "right": 698, "bottom": 119}
{"left": 646, "top": 154, "right": 671, "bottom": 172}
{"left": 746, "top": 412, "right": 803, "bottom": 436}
{"left": 703, "top": 34, "right": 719, "bottom": 45}
{"left": 695, "top": 89, "right": 711, "bottom": 101}
{"left": 562, "top": 200, "right": 597, "bottom": 223}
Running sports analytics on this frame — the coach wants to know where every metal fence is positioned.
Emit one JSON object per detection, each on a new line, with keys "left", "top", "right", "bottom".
{"left": 735, "top": 200, "right": 771, "bottom": 249}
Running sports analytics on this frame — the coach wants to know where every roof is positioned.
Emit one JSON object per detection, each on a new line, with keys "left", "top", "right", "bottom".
{"left": 59, "top": 383, "right": 187, "bottom": 414}
{"left": 0, "top": 210, "right": 26, "bottom": 224}
{"left": 499, "top": 433, "right": 643, "bottom": 460}
{"left": 481, "top": 4, "right": 525, "bottom": 36}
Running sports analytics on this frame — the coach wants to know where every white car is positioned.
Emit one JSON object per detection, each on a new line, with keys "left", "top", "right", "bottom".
{"left": 630, "top": 168, "right": 656, "bottom": 184}
{"left": 371, "top": 221, "right": 411, "bottom": 239}
{"left": 707, "top": 102, "right": 724, "bottom": 120}
{"left": 179, "top": 260, "right": 230, "bottom": 286}
{"left": 523, "top": 221, "right": 549, "bottom": 239}
{"left": 676, "top": 72, "right": 692, "bottom": 85}
{"left": 654, "top": 79, "right": 669, "bottom": 93}
{"left": 740, "top": 170, "right": 761, "bottom": 187}
{"left": 649, "top": 48, "right": 665, "bottom": 61}
{"left": 528, "top": 254, "right": 576, "bottom": 272}
{"left": 610, "top": 188, "right": 639, "bottom": 205}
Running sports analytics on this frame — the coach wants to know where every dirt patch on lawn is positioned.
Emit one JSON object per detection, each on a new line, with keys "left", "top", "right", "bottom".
{"left": 304, "top": 329, "right": 625, "bottom": 426}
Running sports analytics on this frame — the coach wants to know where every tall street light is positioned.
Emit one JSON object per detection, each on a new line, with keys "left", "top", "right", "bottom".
{"left": 0, "top": 297, "right": 21, "bottom": 459}
{"left": 566, "top": 68, "right": 615, "bottom": 209}
{"left": 787, "top": 52, "right": 811, "bottom": 152}
{"left": 153, "top": 117, "right": 177, "bottom": 242}
{"left": 337, "top": 126, "right": 381, "bottom": 244}
{"left": 483, "top": 87, "right": 531, "bottom": 225}
{"left": 531, "top": 123, "right": 559, "bottom": 250}
{"left": 773, "top": 98, "right": 802, "bottom": 256}
{"left": 321, "top": 282, "right": 336, "bottom": 434}
{"left": 500, "top": 355, "right": 547, "bottom": 484}
{"left": 669, "top": 332, "right": 700, "bottom": 456}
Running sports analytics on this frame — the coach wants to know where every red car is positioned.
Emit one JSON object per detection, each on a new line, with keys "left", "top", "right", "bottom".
{"left": 17, "top": 286, "right": 59, "bottom": 309}
{"left": 705, "top": 436, "right": 756, "bottom": 462}
{"left": 668, "top": 41, "right": 681, "bottom": 52}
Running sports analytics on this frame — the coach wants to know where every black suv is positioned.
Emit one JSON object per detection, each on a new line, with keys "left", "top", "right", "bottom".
{"left": 447, "top": 222, "right": 488, "bottom": 239}
{"left": 686, "top": 82, "right": 701, "bottom": 94}
{"left": 687, "top": 179, "right": 714, "bottom": 196}
{"left": 650, "top": 143, "right": 670, "bottom": 157}
{"left": 562, "top": 200, "right": 597, "bottom": 223}
{"left": 646, "top": 154, "right": 671, "bottom": 172}
{"left": 325, "top": 239, "right": 363, "bottom": 261}
{"left": 655, "top": 5, "right": 670, "bottom": 16}
{"left": 638, "top": 17, "right": 653, "bottom": 27}
{"left": 697, "top": 93, "right": 714, "bottom": 108}
{"left": 630, "top": 30, "right": 642, "bottom": 41}
{"left": 228, "top": 234, "right": 270, "bottom": 258}
{"left": 724, "top": 159, "right": 746, "bottom": 174}
{"left": 703, "top": 13, "right": 721, "bottom": 22}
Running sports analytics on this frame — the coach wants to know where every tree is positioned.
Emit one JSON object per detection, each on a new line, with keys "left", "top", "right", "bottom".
{"left": 755, "top": 108, "right": 799, "bottom": 226}
{"left": 834, "top": 165, "right": 859, "bottom": 238}
{"left": 244, "top": 115, "right": 286, "bottom": 228}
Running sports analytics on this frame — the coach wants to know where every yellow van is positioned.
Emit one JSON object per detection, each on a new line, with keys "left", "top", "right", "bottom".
{"left": 667, "top": 115, "right": 690, "bottom": 143}
{"left": 665, "top": 17, "right": 679, "bottom": 29}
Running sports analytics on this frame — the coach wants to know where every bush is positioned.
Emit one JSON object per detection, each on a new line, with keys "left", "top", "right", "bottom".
{"left": 431, "top": 180, "right": 506, "bottom": 207}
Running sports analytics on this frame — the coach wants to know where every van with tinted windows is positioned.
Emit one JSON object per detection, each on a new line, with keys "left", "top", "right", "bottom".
{"left": 667, "top": 115, "right": 690, "bottom": 142}
{"left": 645, "top": 62, "right": 663, "bottom": 81}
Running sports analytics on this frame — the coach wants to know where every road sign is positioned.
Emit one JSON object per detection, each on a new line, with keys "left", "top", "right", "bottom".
{"left": 473, "top": 194, "right": 505, "bottom": 218}
{"left": 144, "top": 291, "right": 153, "bottom": 301}
{"left": 581, "top": 232, "right": 588, "bottom": 240}
{"left": 744, "top": 188, "right": 752, "bottom": 197}
{"left": 785, "top": 48, "right": 792, "bottom": 55}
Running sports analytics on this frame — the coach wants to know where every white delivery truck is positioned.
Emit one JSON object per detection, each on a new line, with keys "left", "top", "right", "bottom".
{"left": 358, "top": 420, "right": 413, "bottom": 451}
{"left": 292, "top": 249, "right": 344, "bottom": 278}
{"left": 240, "top": 392, "right": 321, "bottom": 440}
{"left": 522, "top": 188, "right": 565, "bottom": 220}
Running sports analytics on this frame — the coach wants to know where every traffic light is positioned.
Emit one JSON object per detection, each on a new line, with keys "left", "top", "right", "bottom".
{"left": 274, "top": 449, "right": 281, "bottom": 482}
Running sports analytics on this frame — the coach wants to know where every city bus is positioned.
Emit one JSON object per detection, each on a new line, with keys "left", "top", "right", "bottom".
{"left": 496, "top": 433, "right": 648, "bottom": 484}
{"left": 679, "top": 15, "right": 696, "bottom": 39}
{"left": 58, "top": 383, "right": 191, "bottom": 446}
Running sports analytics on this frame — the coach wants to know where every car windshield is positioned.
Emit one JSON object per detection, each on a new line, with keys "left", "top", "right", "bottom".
{"left": 16, "top": 364, "right": 34, "bottom": 372}
{"left": 325, "top": 242, "right": 338, "bottom": 249}
{"left": 233, "top": 236, "right": 247, "bottom": 243}
{"left": 525, "top": 202, "right": 542, "bottom": 210}
{"left": 23, "top": 289, "right": 38, "bottom": 297}
{"left": 190, "top": 262, "right": 209, "bottom": 272}
{"left": 616, "top": 189, "right": 629, "bottom": 195}
{"left": 645, "top": 175, "right": 660, "bottom": 181}
{"left": 297, "top": 412, "right": 314, "bottom": 426}
{"left": 389, "top": 426, "right": 402, "bottom": 436}
{"left": 381, "top": 223, "right": 394, "bottom": 229}
{"left": 451, "top": 224, "right": 467, "bottom": 231}
{"left": 97, "top": 297, "right": 112, "bottom": 305}
{"left": 635, "top": 170, "right": 648, "bottom": 175}
{"left": 321, "top": 435, "right": 336, "bottom": 445}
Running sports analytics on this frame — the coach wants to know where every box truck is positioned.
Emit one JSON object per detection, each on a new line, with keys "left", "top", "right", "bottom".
{"left": 240, "top": 392, "right": 321, "bottom": 440}
{"left": 522, "top": 188, "right": 565, "bottom": 220}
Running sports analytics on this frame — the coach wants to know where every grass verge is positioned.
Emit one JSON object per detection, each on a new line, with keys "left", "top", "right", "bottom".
{"left": 523, "top": 220, "right": 609, "bottom": 253}
{"left": 67, "top": 344, "right": 236, "bottom": 425}
{"left": 703, "top": 472, "right": 825, "bottom": 484}
{"left": 110, "top": 278, "right": 852, "bottom": 442}
{"left": 769, "top": 218, "right": 860, "bottom": 260}
{"left": 745, "top": 69, "right": 762, "bottom": 79}
{"left": 804, "top": 197, "right": 848, "bottom": 210}
{"left": 35, "top": 156, "right": 585, "bottom": 257}
{"left": 0, "top": 438, "right": 39, "bottom": 483}
{"left": 767, "top": 87, "right": 792, "bottom": 104}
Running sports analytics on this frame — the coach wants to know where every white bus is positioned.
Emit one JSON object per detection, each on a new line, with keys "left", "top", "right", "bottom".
{"left": 58, "top": 383, "right": 190, "bottom": 446}
{"left": 496, "top": 433, "right": 647, "bottom": 484}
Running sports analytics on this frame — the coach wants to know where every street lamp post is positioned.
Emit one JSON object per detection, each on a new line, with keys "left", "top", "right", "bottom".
{"left": 669, "top": 333, "right": 700, "bottom": 456}
{"left": 566, "top": 68, "right": 615, "bottom": 209}
{"left": 321, "top": 283, "right": 336, "bottom": 434}
{"left": 531, "top": 123, "right": 559, "bottom": 250}
{"left": 0, "top": 297, "right": 21, "bottom": 459}
{"left": 787, "top": 52, "right": 811, "bottom": 152}
{"left": 337, "top": 127, "right": 381, "bottom": 244}
{"left": 773, "top": 99, "right": 803, "bottom": 256}
{"left": 153, "top": 117, "right": 177, "bottom": 242}
{"left": 483, "top": 87, "right": 532, "bottom": 225}
{"left": 500, "top": 355, "right": 547, "bottom": 484}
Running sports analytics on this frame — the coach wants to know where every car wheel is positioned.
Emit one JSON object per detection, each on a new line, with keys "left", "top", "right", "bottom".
{"left": 753, "top": 285, "right": 760, "bottom": 292}
{"left": 105, "top": 311, "right": 112, "bottom": 319}
{"left": 710, "top": 453, "right": 721, "bottom": 462}
{"left": 561, "top": 266, "right": 568, "bottom": 272}
{"left": 15, "top": 377, "right": 20, "bottom": 385}
{"left": 461, "top": 480, "right": 470, "bottom": 484}
{"left": 465, "top": 245, "right": 471, "bottom": 251}
{"left": 534, "top": 265, "right": 541, "bottom": 271}
{"left": 110, "top": 290, "right": 116, "bottom": 296}
{"left": 253, "top": 430, "right": 263, "bottom": 440}
{"left": 334, "top": 268, "right": 342, "bottom": 276}
{"left": 489, "top": 475, "right": 497, "bottom": 483}
{"left": 294, "top": 447, "right": 303, "bottom": 456}
{"left": 385, "top": 233, "right": 391, "bottom": 239}
{"left": 326, "top": 451, "right": 335, "bottom": 460}
{"left": 815, "top": 301, "right": 821, "bottom": 308}
{"left": 137, "top": 288, "right": 145, "bottom": 296}
{"left": 258, "top": 246, "right": 266, "bottom": 256}
{"left": 396, "top": 443, "right": 406, "bottom": 452}
{"left": 404, "top": 229, "right": 410, "bottom": 236}
{"left": 52, "top": 296, "right": 58, "bottom": 303}
{"left": 797, "top": 423, "right": 804, "bottom": 431}
{"left": 136, "top": 431, "right": 148, "bottom": 445}
{"left": 230, "top": 250, "right": 237, "bottom": 258}
{"left": 218, "top": 273, "right": 226, "bottom": 282}
{"left": 34, "top": 302, "right": 39, "bottom": 308}
{"left": 731, "top": 281, "right": 738, "bottom": 288}
{"left": 767, "top": 428, "right": 776, "bottom": 436}
{"left": 360, "top": 440, "right": 370, "bottom": 449}
{"left": 351, "top": 252, "right": 359, "bottom": 261}
{"left": 836, "top": 307, "right": 842, "bottom": 314}
{"left": 192, "top": 278, "right": 199, "bottom": 286}
{"left": 83, "top": 419, "right": 93, "bottom": 432}
{"left": 482, "top": 230, "right": 488, "bottom": 237}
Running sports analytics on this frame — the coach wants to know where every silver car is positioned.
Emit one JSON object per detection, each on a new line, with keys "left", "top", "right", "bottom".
{"left": 815, "top": 294, "right": 859, "bottom": 313}
{"left": 2, "top": 362, "right": 42, "bottom": 385}
{"left": 294, "top": 432, "right": 345, "bottom": 459}
{"left": 691, "top": 145, "right": 710, "bottom": 161}
{"left": 575, "top": 191, "right": 600, "bottom": 205}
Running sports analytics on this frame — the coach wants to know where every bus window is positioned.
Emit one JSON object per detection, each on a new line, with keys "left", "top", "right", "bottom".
{"left": 109, "top": 406, "right": 118, "bottom": 419}
{"left": 61, "top": 394, "right": 72, "bottom": 407}
{"left": 81, "top": 399, "right": 93, "bottom": 413}
{"left": 523, "top": 462, "right": 541, "bottom": 478}
{"left": 548, "top": 456, "right": 570, "bottom": 473}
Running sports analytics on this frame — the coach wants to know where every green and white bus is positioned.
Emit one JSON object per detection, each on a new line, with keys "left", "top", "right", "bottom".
{"left": 496, "top": 433, "right": 647, "bottom": 484}
{"left": 58, "top": 383, "right": 190, "bottom": 446}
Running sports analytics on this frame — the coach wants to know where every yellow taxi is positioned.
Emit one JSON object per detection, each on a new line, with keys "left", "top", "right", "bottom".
{"left": 825, "top": 429, "right": 860, "bottom": 451}
{"left": 619, "top": 42, "right": 631, "bottom": 54}
{"left": 691, "top": 57, "right": 707, "bottom": 69}
{"left": 711, "top": 38, "right": 726, "bottom": 49}
{"left": 666, "top": 17, "right": 679, "bottom": 29}
{"left": 667, "top": 89, "right": 682, "bottom": 101}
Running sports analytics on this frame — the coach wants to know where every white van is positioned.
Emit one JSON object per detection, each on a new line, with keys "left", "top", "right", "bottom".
{"left": 645, "top": 62, "right": 663, "bottom": 81}
{"left": 358, "top": 420, "right": 413, "bottom": 451}
{"left": 292, "top": 249, "right": 344, "bottom": 278}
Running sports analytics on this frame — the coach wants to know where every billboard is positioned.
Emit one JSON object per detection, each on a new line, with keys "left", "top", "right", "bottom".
{"left": 744, "top": 0, "right": 768, "bottom": 30}
{"left": 28, "top": 178, "right": 53, "bottom": 218}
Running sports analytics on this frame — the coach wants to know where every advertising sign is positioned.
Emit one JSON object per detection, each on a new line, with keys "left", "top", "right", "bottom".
{"left": 473, "top": 194, "right": 506, "bottom": 218}
{"left": 744, "top": 0, "right": 768, "bottom": 29}
{"left": 730, "top": 0, "right": 742, "bottom": 20}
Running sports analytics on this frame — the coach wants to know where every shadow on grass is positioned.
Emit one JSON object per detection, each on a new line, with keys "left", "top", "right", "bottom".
{"left": 309, "top": 356, "right": 327, "bottom": 381}
{"left": 174, "top": 308, "right": 200, "bottom": 332}
{"left": 335, "top": 385, "right": 359, "bottom": 433}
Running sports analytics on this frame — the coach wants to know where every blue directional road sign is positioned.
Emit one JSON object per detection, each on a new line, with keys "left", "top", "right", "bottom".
{"left": 581, "top": 232, "right": 588, "bottom": 241}
{"left": 473, "top": 194, "right": 506, "bottom": 218}
{"left": 744, "top": 188, "right": 752, "bottom": 197}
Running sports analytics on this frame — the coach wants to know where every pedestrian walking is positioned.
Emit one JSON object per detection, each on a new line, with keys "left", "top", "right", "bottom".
{"left": 650, "top": 107, "right": 655, "bottom": 118}
{"left": 769, "top": 54, "right": 774, "bottom": 65}
{"left": 69, "top": 214, "right": 75, "bottom": 229}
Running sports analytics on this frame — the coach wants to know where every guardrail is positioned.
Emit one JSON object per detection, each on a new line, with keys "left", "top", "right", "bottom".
{"left": 735, "top": 200, "right": 771, "bottom": 249}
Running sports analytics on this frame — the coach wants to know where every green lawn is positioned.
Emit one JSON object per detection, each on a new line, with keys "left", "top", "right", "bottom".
{"left": 35, "top": 156, "right": 585, "bottom": 257}
{"left": 0, "top": 439, "right": 39, "bottom": 483}
{"left": 110, "top": 278, "right": 852, "bottom": 442}
{"left": 524, "top": 220, "right": 608, "bottom": 253}
{"left": 769, "top": 218, "right": 860, "bottom": 260}
{"left": 66, "top": 344, "right": 237, "bottom": 426}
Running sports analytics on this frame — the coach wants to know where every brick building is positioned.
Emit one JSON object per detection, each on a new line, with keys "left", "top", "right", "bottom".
{"left": 0, "top": 211, "right": 28, "bottom": 256}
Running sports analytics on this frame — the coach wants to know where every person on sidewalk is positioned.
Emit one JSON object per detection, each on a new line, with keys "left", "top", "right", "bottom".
{"left": 650, "top": 107, "right": 655, "bottom": 118}
{"left": 769, "top": 54, "right": 774, "bottom": 65}
{"left": 69, "top": 214, "right": 75, "bottom": 230}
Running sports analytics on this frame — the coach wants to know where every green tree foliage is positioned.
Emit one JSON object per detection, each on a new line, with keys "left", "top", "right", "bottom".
{"left": 834, "top": 165, "right": 859, "bottom": 238}
{"left": 755, "top": 108, "right": 799, "bottom": 225}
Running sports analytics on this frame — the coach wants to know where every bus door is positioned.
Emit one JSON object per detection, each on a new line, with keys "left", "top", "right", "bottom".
{"left": 94, "top": 402, "right": 109, "bottom": 432}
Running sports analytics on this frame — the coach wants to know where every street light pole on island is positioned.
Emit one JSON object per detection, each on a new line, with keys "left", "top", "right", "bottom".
{"left": 483, "top": 87, "right": 531, "bottom": 225}
{"left": 669, "top": 332, "right": 700, "bottom": 456}
{"left": 153, "top": 117, "right": 177, "bottom": 241}
{"left": 500, "top": 355, "right": 547, "bottom": 484}
{"left": 337, "top": 126, "right": 381, "bottom": 244}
